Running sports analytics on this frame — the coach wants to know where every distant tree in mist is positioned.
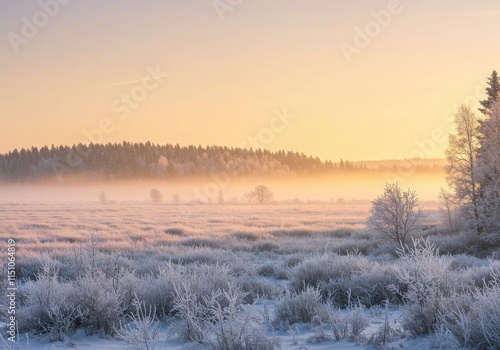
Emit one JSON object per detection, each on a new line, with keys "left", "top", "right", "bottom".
{"left": 217, "top": 190, "right": 224, "bottom": 205}
{"left": 249, "top": 185, "right": 274, "bottom": 204}
{"left": 150, "top": 188, "right": 163, "bottom": 203}
{"left": 99, "top": 191, "right": 108, "bottom": 204}
{"left": 368, "top": 182, "right": 424, "bottom": 245}
{"left": 172, "top": 193, "right": 180, "bottom": 204}
{"left": 244, "top": 192, "right": 253, "bottom": 203}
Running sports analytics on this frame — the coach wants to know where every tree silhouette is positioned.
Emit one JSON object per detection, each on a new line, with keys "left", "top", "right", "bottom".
{"left": 98, "top": 191, "right": 108, "bottom": 204}
{"left": 249, "top": 185, "right": 274, "bottom": 204}
{"left": 150, "top": 189, "right": 163, "bottom": 203}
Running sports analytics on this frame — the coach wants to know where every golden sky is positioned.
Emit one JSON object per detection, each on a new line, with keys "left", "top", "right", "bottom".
{"left": 1, "top": 0, "right": 499, "bottom": 161}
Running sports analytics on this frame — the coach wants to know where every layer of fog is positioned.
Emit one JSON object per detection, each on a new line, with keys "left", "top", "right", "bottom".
{"left": 0, "top": 173, "right": 445, "bottom": 203}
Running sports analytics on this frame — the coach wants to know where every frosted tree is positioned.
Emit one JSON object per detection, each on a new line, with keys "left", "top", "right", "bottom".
{"left": 476, "top": 102, "right": 500, "bottom": 233}
{"left": 438, "top": 187, "right": 458, "bottom": 234}
{"left": 244, "top": 192, "right": 253, "bottom": 203}
{"left": 172, "top": 193, "right": 180, "bottom": 204}
{"left": 250, "top": 185, "right": 274, "bottom": 204}
{"left": 368, "top": 182, "right": 424, "bottom": 245}
{"left": 150, "top": 188, "right": 163, "bottom": 203}
{"left": 99, "top": 191, "right": 108, "bottom": 204}
{"left": 445, "top": 105, "right": 482, "bottom": 234}
{"left": 479, "top": 70, "right": 500, "bottom": 115}
{"left": 217, "top": 189, "right": 224, "bottom": 205}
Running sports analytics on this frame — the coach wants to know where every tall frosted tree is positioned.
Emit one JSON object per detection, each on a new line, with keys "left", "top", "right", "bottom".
{"left": 445, "top": 105, "right": 482, "bottom": 234}
{"left": 476, "top": 102, "right": 500, "bottom": 233}
{"left": 479, "top": 70, "right": 500, "bottom": 115}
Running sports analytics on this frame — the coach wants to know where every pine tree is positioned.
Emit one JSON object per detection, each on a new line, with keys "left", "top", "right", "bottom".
{"left": 479, "top": 71, "right": 500, "bottom": 115}
{"left": 476, "top": 102, "right": 500, "bottom": 233}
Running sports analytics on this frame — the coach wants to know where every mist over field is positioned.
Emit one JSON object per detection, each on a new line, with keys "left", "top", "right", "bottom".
{"left": 0, "top": 172, "right": 445, "bottom": 202}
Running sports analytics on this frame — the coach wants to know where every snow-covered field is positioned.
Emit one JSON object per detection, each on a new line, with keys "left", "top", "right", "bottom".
{"left": 1, "top": 201, "right": 498, "bottom": 349}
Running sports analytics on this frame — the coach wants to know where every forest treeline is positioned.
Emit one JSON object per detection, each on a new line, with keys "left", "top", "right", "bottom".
{"left": 0, "top": 142, "right": 443, "bottom": 183}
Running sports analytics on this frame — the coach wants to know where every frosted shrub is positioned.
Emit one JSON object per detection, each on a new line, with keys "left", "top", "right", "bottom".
{"left": 326, "top": 302, "right": 369, "bottom": 341}
{"left": 169, "top": 264, "right": 243, "bottom": 342}
{"left": 171, "top": 285, "right": 281, "bottom": 349}
{"left": 449, "top": 254, "right": 487, "bottom": 271}
{"left": 116, "top": 298, "right": 160, "bottom": 350}
{"left": 346, "top": 302, "right": 369, "bottom": 340}
{"left": 390, "top": 238, "right": 453, "bottom": 336}
{"left": 474, "top": 272, "right": 500, "bottom": 349}
{"left": 429, "top": 233, "right": 468, "bottom": 255}
{"left": 187, "top": 263, "right": 238, "bottom": 301}
{"left": 290, "top": 253, "right": 369, "bottom": 292}
{"left": 116, "top": 268, "right": 142, "bottom": 314}
{"left": 239, "top": 277, "right": 277, "bottom": 304}
{"left": 320, "top": 264, "right": 403, "bottom": 308}
{"left": 137, "top": 263, "right": 184, "bottom": 319}
{"left": 318, "top": 277, "right": 350, "bottom": 307}
{"left": 170, "top": 281, "right": 211, "bottom": 342}
{"left": 437, "top": 272, "right": 500, "bottom": 349}
{"left": 273, "top": 287, "right": 326, "bottom": 326}
{"left": 73, "top": 270, "right": 124, "bottom": 335}
{"left": 462, "top": 260, "right": 500, "bottom": 288}
{"left": 204, "top": 293, "right": 281, "bottom": 350}
{"left": 256, "top": 263, "right": 276, "bottom": 277}
{"left": 368, "top": 301, "right": 403, "bottom": 346}
{"left": 431, "top": 325, "right": 463, "bottom": 350}
{"left": 19, "top": 264, "right": 60, "bottom": 331}
{"left": 290, "top": 253, "right": 401, "bottom": 308}
{"left": 17, "top": 254, "right": 63, "bottom": 280}
{"left": 171, "top": 282, "right": 246, "bottom": 343}
{"left": 19, "top": 260, "right": 77, "bottom": 341}
{"left": 140, "top": 262, "right": 238, "bottom": 321}
{"left": 347, "top": 265, "right": 402, "bottom": 307}
{"left": 437, "top": 295, "right": 476, "bottom": 349}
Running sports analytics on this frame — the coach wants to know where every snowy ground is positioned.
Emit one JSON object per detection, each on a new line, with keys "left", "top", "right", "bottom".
{"left": 0, "top": 201, "right": 483, "bottom": 350}
{"left": 2, "top": 306, "right": 432, "bottom": 350}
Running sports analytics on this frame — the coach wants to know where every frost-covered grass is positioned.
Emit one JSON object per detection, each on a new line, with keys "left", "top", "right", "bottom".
{"left": 0, "top": 201, "right": 499, "bottom": 349}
